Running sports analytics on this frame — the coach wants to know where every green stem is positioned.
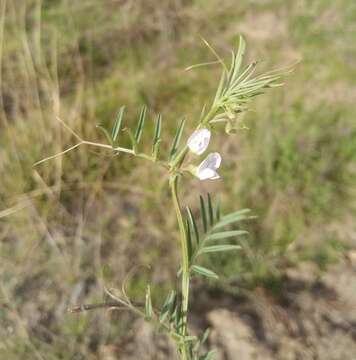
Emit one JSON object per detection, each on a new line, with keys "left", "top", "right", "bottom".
{"left": 170, "top": 174, "right": 190, "bottom": 360}
{"left": 167, "top": 104, "right": 220, "bottom": 359}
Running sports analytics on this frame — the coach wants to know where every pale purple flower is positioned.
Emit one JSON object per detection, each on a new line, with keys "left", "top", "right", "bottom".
{"left": 187, "top": 128, "right": 211, "bottom": 155}
{"left": 196, "top": 152, "right": 222, "bottom": 180}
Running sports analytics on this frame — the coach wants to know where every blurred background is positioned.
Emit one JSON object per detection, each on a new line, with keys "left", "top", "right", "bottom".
{"left": 1, "top": 0, "right": 356, "bottom": 359}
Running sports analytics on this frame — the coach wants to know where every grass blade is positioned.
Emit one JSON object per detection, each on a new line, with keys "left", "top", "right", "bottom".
{"left": 112, "top": 106, "right": 125, "bottom": 142}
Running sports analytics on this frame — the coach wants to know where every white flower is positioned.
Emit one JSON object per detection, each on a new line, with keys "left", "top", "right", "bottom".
{"left": 187, "top": 128, "right": 211, "bottom": 155}
{"left": 196, "top": 152, "right": 222, "bottom": 180}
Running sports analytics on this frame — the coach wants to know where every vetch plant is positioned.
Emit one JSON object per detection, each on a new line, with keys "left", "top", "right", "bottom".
{"left": 36, "top": 36, "right": 291, "bottom": 360}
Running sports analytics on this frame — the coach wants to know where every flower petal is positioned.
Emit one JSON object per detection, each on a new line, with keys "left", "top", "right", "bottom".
{"left": 210, "top": 172, "right": 220, "bottom": 180}
{"left": 197, "top": 168, "right": 219, "bottom": 180}
{"left": 187, "top": 128, "right": 211, "bottom": 155}
{"left": 197, "top": 152, "right": 221, "bottom": 172}
{"left": 196, "top": 152, "right": 222, "bottom": 180}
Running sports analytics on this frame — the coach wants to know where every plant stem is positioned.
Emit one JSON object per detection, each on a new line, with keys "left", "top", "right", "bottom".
{"left": 34, "top": 140, "right": 169, "bottom": 168}
{"left": 167, "top": 105, "right": 220, "bottom": 359}
{"left": 170, "top": 174, "right": 190, "bottom": 360}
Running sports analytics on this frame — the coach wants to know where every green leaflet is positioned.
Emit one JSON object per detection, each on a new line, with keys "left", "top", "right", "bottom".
{"left": 169, "top": 118, "right": 186, "bottom": 159}
{"left": 153, "top": 114, "right": 162, "bottom": 145}
{"left": 96, "top": 125, "right": 113, "bottom": 146}
{"left": 213, "top": 209, "right": 252, "bottom": 230}
{"left": 213, "top": 216, "right": 250, "bottom": 230}
{"left": 191, "top": 265, "right": 218, "bottom": 279}
{"left": 185, "top": 219, "right": 193, "bottom": 262}
{"left": 186, "top": 206, "right": 199, "bottom": 245}
{"left": 152, "top": 114, "right": 162, "bottom": 159}
{"left": 219, "top": 208, "right": 251, "bottom": 221}
{"left": 174, "top": 302, "right": 184, "bottom": 332}
{"left": 234, "top": 35, "right": 246, "bottom": 77}
{"left": 213, "top": 70, "right": 227, "bottom": 107}
{"left": 200, "top": 328, "right": 211, "bottom": 346}
{"left": 112, "top": 106, "right": 125, "bottom": 142}
{"left": 152, "top": 140, "right": 161, "bottom": 161}
{"left": 135, "top": 105, "right": 147, "bottom": 143}
{"left": 199, "top": 244, "right": 241, "bottom": 254}
{"left": 215, "top": 196, "right": 221, "bottom": 222}
{"left": 229, "top": 62, "right": 257, "bottom": 90}
{"left": 145, "top": 285, "right": 153, "bottom": 321}
{"left": 227, "top": 35, "right": 246, "bottom": 88}
{"left": 159, "top": 290, "right": 176, "bottom": 323}
{"left": 206, "top": 230, "right": 248, "bottom": 241}
{"left": 193, "top": 328, "right": 211, "bottom": 353}
{"left": 207, "top": 193, "right": 214, "bottom": 226}
{"left": 124, "top": 128, "right": 138, "bottom": 154}
{"left": 199, "top": 195, "right": 208, "bottom": 233}
{"left": 210, "top": 35, "right": 292, "bottom": 125}
{"left": 198, "top": 350, "right": 218, "bottom": 360}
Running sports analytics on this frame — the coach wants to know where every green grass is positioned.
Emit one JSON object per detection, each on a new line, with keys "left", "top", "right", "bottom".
{"left": 1, "top": 0, "right": 356, "bottom": 358}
